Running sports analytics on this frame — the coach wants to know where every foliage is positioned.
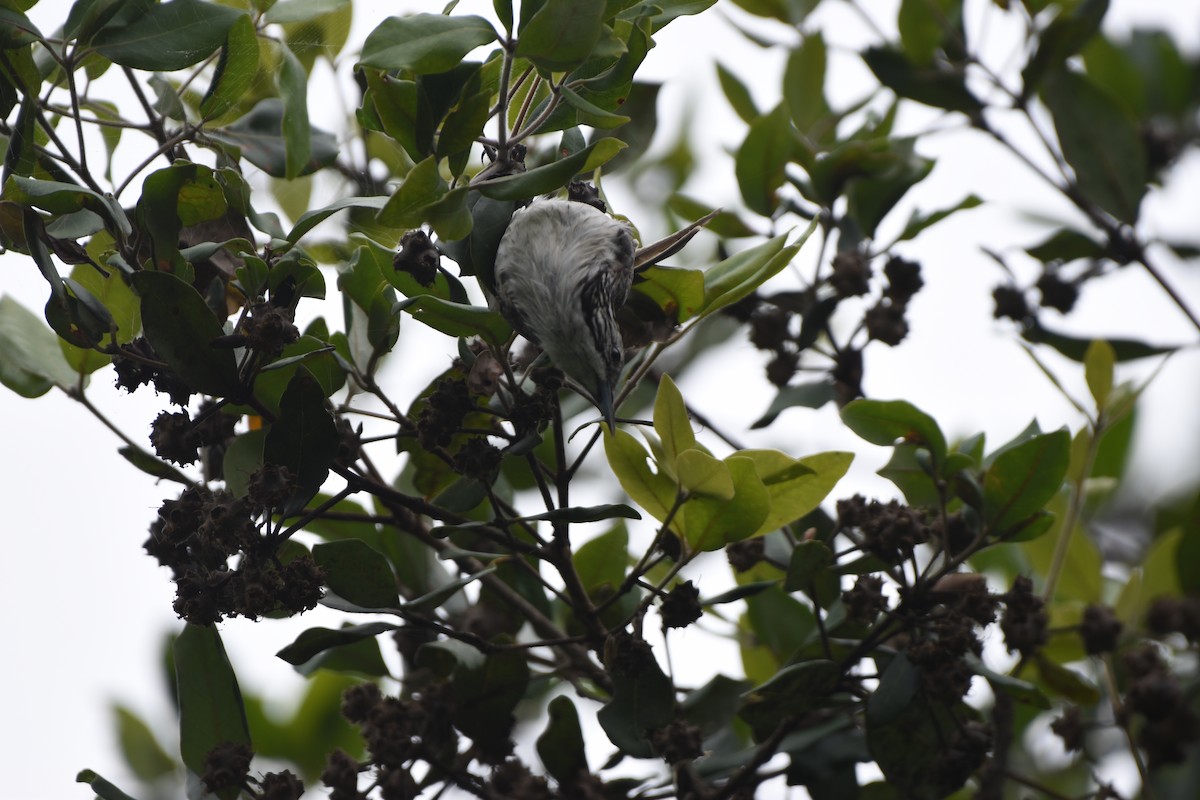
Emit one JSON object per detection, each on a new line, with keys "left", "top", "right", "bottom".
{"left": 3, "top": 0, "right": 1200, "bottom": 798}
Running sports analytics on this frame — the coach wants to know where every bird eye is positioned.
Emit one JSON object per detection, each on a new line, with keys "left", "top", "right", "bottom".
{"left": 610, "top": 346, "right": 623, "bottom": 363}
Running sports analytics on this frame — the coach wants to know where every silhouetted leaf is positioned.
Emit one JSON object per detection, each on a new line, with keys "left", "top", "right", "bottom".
{"left": 313, "top": 539, "right": 399, "bottom": 609}
{"left": 174, "top": 625, "right": 250, "bottom": 776}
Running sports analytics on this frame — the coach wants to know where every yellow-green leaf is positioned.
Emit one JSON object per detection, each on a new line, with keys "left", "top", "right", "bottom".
{"left": 653, "top": 373, "right": 694, "bottom": 468}
{"left": 604, "top": 429, "right": 677, "bottom": 522}
{"left": 676, "top": 449, "right": 734, "bottom": 500}
{"left": 678, "top": 456, "right": 769, "bottom": 551}
{"left": 743, "top": 450, "right": 853, "bottom": 537}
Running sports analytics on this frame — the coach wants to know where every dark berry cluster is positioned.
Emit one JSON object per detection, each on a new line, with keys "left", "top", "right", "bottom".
{"left": 999, "top": 575, "right": 1047, "bottom": 657}
{"left": 1146, "top": 595, "right": 1200, "bottom": 641}
{"left": 149, "top": 403, "right": 238, "bottom": 466}
{"left": 993, "top": 267, "right": 1081, "bottom": 323}
{"left": 239, "top": 302, "right": 300, "bottom": 361}
{"left": 144, "top": 480, "right": 323, "bottom": 624}
{"left": 725, "top": 538, "right": 765, "bottom": 573}
{"left": 455, "top": 436, "right": 503, "bottom": 481}
{"left": 329, "top": 680, "right": 529, "bottom": 799}
{"left": 1122, "top": 643, "right": 1199, "bottom": 766}
{"left": 659, "top": 580, "right": 702, "bottom": 630}
{"left": 112, "top": 336, "right": 193, "bottom": 406}
{"left": 836, "top": 495, "right": 929, "bottom": 564}
{"left": 417, "top": 375, "right": 476, "bottom": 449}
{"left": 649, "top": 718, "right": 704, "bottom": 764}
{"left": 1080, "top": 604, "right": 1123, "bottom": 655}
{"left": 394, "top": 229, "right": 441, "bottom": 286}
{"left": 201, "top": 742, "right": 303, "bottom": 800}
{"left": 843, "top": 574, "right": 887, "bottom": 623}
{"left": 931, "top": 721, "right": 993, "bottom": 796}
{"left": 902, "top": 574, "right": 997, "bottom": 705}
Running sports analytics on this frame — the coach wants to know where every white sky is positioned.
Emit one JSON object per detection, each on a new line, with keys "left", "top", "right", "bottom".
{"left": 2, "top": 1, "right": 1199, "bottom": 798}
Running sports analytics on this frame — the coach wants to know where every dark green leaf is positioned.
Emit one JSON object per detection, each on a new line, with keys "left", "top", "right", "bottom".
{"left": 264, "top": 369, "right": 340, "bottom": 513}
{"left": 1041, "top": 67, "right": 1145, "bottom": 223}
{"left": 784, "top": 33, "right": 829, "bottom": 136}
{"left": 784, "top": 539, "right": 834, "bottom": 592}
{"left": 130, "top": 271, "right": 241, "bottom": 396}
{"left": 0, "top": 7, "right": 42, "bottom": 47}
{"left": 735, "top": 104, "right": 794, "bottom": 217}
{"left": 752, "top": 380, "right": 836, "bottom": 429}
{"left": 392, "top": 295, "right": 511, "bottom": 347}
{"left": 359, "top": 14, "right": 498, "bottom": 74}
{"left": 516, "top": 0, "right": 606, "bottom": 72}
{"left": 95, "top": 0, "right": 245, "bottom": 71}
{"left": 982, "top": 429, "right": 1070, "bottom": 535}
{"left": 841, "top": 398, "right": 947, "bottom": 466}
{"left": 75, "top": 770, "right": 139, "bottom": 800}
{"left": 113, "top": 705, "right": 176, "bottom": 781}
{"left": 1033, "top": 655, "right": 1101, "bottom": 704}
{"left": 0, "top": 294, "right": 76, "bottom": 397}
{"left": 265, "top": 0, "right": 348, "bottom": 24}
{"left": 526, "top": 504, "right": 641, "bottom": 523}
{"left": 700, "top": 229, "right": 811, "bottom": 318}
{"left": 209, "top": 99, "right": 339, "bottom": 178}
{"left": 573, "top": 525, "right": 629, "bottom": 596}
{"left": 276, "top": 622, "right": 398, "bottom": 666}
{"left": 449, "top": 647, "right": 530, "bottom": 753}
{"left": 1022, "top": 0, "right": 1109, "bottom": 95}
{"left": 1023, "top": 320, "right": 1176, "bottom": 362}
{"left": 965, "top": 654, "right": 1050, "bottom": 709}
{"left": 896, "top": 194, "right": 982, "bottom": 242}
{"left": 701, "top": 579, "right": 778, "bottom": 606}
{"left": 474, "top": 138, "right": 626, "bottom": 201}
{"left": 845, "top": 137, "right": 933, "bottom": 239}
{"left": 174, "top": 624, "right": 251, "bottom": 776}
{"left": 313, "top": 539, "right": 399, "bottom": 609}
{"left": 866, "top": 653, "right": 919, "bottom": 725}
{"left": 559, "top": 83, "right": 630, "bottom": 127}
{"left": 537, "top": 696, "right": 589, "bottom": 783}
{"left": 118, "top": 445, "right": 192, "bottom": 486}
{"left": 598, "top": 637, "right": 676, "bottom": 756}
{"left": 862, "top": 46, "right": 983, "bottom": 116}
{"left": 1024, "top": 227, "right": 1108, "bottom": 262}
{"left": 716, "top": 62, "right": 759, "bottom": 123}
{"left": 739, "top": 660, "right": 839, "bottom": 741}
{"left": 200, "top": 15, "right": 259, "bottom": 121}
{"left": 278, "top": 46, "right": 311, "bottom": 180}
{"left": 405, "top": 564, "right": 497, "bottom": 612}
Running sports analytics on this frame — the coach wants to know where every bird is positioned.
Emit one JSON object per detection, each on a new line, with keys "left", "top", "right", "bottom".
{"left": 492, "top": 198, "right": 636, "bottom": 430}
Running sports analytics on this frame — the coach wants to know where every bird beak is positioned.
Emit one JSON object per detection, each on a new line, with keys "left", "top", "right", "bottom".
{"left": 596, "top": 382, "right": 617, "bottom": 432}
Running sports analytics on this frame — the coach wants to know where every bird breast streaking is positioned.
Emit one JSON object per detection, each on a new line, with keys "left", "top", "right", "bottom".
{"left": 493, "top": 199, "right": 636, "bottom": 429}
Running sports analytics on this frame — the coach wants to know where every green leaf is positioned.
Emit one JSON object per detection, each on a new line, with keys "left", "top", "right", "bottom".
{"left": 752, "top": 380, "right": 836, "bottom": 428}
{"left": 130, "top": 271, "right": 241, "bottom": 396}
{"left": 745, "top": 449, "right": 851, "bottom": 537}
{"left": 392, "top": 295, "right": 511, "bottom": 348}
{"left": 740, "top": 660, "right": 839, "bottom": 740}
{"left": 200, "top": 14, "right": 259, "bottom": 121}
{"left": 896, "top": 194, "right": 982, "bottom": 243}
{"left": 700, "top": 228, "right": 812, "bottom": 317}
{"left": 95, "top": 0, "right": 245, "bottom": 71}
{"left": 1025, "top": 227, "right": 1108, "bottom": 263}
{"left": 677, "top": 450, "right": 735, "bottom": 499}
{"left": 1041, "top": 68, "right": 1145, "bottom": 224}
{"left": 537, "top": 696, "right": 588, "bottom": 784}
{"left": 845, "top": 137, "right": 933, "bottom": 239}
{"left": 439, "top": 89, "right": 494, "bottom": 160}
{"left": 841, "top": 399, "right": 947, "bottom": 467}
{"left": 678, "top": 455, "right": 769, "bottom": 551}
{"left": 862, "top": 46, "right": 983, "bottom": 116}
{"left": 0, "top": 7, "right": 42, "bottom": 48}
{"left": 0, "top": 294, "right": 77, "bottom": 397}
{"left": 1022, "top": 0, "right": 1109, "bottom": 95}
{"left": 278, "top": 45, "right": 311, "bottom": 180}
{"left": 785, "top": 539, "right": 834, "bottom": 592}
{"left": 604, "top": 429, "right": 678, "bottom": 522}
{"left": 75, "top": 770, "right": 140, "bottom": 800}
{"left": 265, "top": 0, "right": 349, "bottom": 23}
{"left": 1032, "top": 655, "right": 1101, "bottom": 705}
{"left": 118, "top": 445, "right": 193, "bottom": 486}
{"left": 597, "top": 637, "right": 675, "bottom": 757}
{"left": 60, "top": 257, "right": 140, "bottom": 376}
{"left": 209, "top": 99, "right": 339, "bottom": 178}
{"left": 784, "top": 33, "right": 829, "bottom": 136}
{"left": 359, "top": 14, "right": 498, "bottom": 74}
{"left": 276, "top": 622, "right": 398, "bottom": 666}
{"left": 174, "top": 624, "right": 251, "bottom": 776}
{"left": 113, "top": 704, "right": 176, "bottom": 781}
{"left": 735, "top": 104, "right": 794, "bottom": 216}
{"left": 964, "top": 654, "right": 1050, "bottom": 710}
{"left": 630, "top": 264, "right": 707, "bottom": 325}
{"left": 716, "top": 62, "right": 759, "bottom": 123}
{"left": 573, "top": 525, "right": 630, "bottom": 595}
{"left": 286, "top": 195, "right": 389, "bottom": 244}
{"left": 474, "top": 138, "right": 627, "bottom": 201}
{"left": 526, "top": 504, "right": 642, "bottom": 523}
{"left": 313, "top": 539, "right": 399, "bottom": 609}
{"left": 653, "top": 373, "right": 695, "bottom": 466}
{"left": 447, "top": 647, "right": 530, "bottom": 753}
{"left": 866, "top": 654, "right": 920, "bottom": 726}
{"left": 982, "top": 429, "right": 1070, "bottom": 534}
{"left": 516, "top": 0, "right": 606, "bottom": 72}
{"left": 263, "top": 369, "right": 340, "bottom": 514}
{"left": 1084, "top": 340, "right": 1115, "bottom": 411}
{"left": 1023, "top": 320, "right": 1177, "bottom": 362}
